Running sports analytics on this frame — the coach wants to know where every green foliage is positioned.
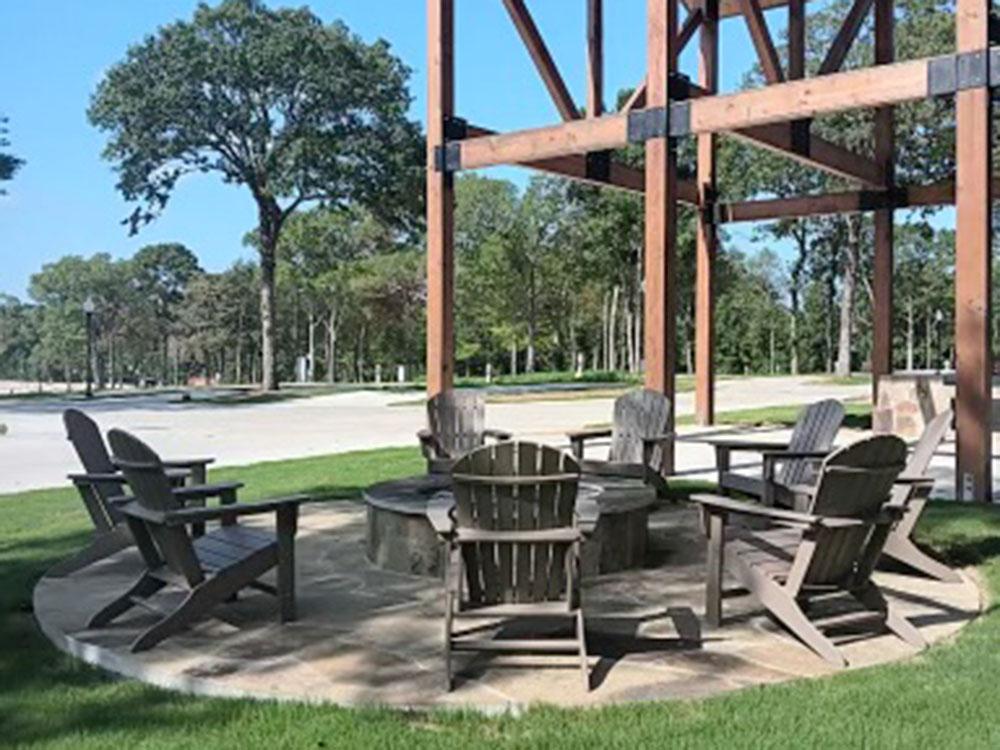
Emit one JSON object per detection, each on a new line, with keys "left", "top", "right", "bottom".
{"left": 88, "top": 0, "right": 423, "bottom": 389}
{"left": 0, "top": 114, "right": 24, "bottom": 193}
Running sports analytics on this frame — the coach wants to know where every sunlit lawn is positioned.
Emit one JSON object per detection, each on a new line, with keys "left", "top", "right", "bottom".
{"left": 3, "top": 446, "right": 1000, "bottom": 748}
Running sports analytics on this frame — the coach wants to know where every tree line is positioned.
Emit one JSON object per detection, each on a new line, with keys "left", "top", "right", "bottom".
{"left": 0, "top": 0, "right": 990, "bottom": 389}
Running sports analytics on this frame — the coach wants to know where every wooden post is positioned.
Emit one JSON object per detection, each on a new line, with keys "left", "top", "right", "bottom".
{"left": 695, "top": 0, "right": 718, "bottom": 426}
{"left": 645, "top": 0, "right": 678, "bottom": 472}
{"left": 954, "top": 0, "right": 993, "bottom": 502}
{"left": 426, "top": 0, "right": 455, "bottom": 396}
{"left": 587, "top": 0, "right": 603, "bottom": 117}
{"left": 871, "top": 0, "right": 894, "bottom": 407}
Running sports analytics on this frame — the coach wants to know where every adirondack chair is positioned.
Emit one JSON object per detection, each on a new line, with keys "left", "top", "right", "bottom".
{"left": 693, "top": 435, "right": 924, "bottom": 667}
{"left": 566, "top": 389, "right": 674, "bottom": 494}
{"left": 418, "top": 390, "right": 512, "bottom": 473}
{"left": 711, "top": 398, "right": 844, "bottom": 507}
{"left": 48, "top": 409, "right": 215, "bottom": 577}
{"left": 88, "top": 429, "right": 306, "bottom": 652}
{"left": 882, "top": 409, "right": 960, "bottom": 582}
{"left": 429, "top": 441, "right": 589, "bottom": 690}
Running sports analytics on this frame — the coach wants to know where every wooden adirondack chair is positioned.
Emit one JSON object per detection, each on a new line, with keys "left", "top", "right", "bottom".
{"left": 429, "top": 441, "right": 589, "bottom": 690}
{"left": 418, "top": 390, "right": 512, "bottom": 473}
{"left": 711, "top": 398, "right": 844, "bottom": 507}
{"left": 693, "top": 435, "right": 924, "bottom": 667}
{"left": 48, "top": 409, "right": 214, "bottom": 577}
{"left": 882, "top": 409, "right": 960, "bottom": 582}
{"left": 88, "top": 429, "right": 306, "bottom": 652}
{"left": 566, "top": 389, "right": 674, "bottom": 494}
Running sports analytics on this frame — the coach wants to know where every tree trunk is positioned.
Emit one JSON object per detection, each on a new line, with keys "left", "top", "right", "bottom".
{"left": 307, "top": 307, "right": 316, "bottom": 382}
{"left": 834, "top": 217, "right": 859, "bottom": 377}
{"left": 789, "top": 225, "right": 807, "bottom": 376}
{"left": 526, "top": 267, "right": 536, "bottom": 373}
{"left": 608, "top": 285, "right": 620, "bottom": 372}
{"left": 256, "top": 196, "right": 283, "bottom": 392}
{"left": 906, "top": 297, "right": 915, "bottom": 370}
{"left": 326, "top": 307, "right": 338, "bottom": 384}
{"left": 510, "top": 338, "right": 518, "bottom": 377}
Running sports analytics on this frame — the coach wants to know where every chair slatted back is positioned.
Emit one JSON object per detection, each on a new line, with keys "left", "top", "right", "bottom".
{"left": 609, "top": 389, "right": 672, "bottom": 472}
{"left": 428, "top": 390, "right": 486, "bottom": 458}
{"left": 452, "top": 442, "right": 580, "bottom": 606}
{"left": 63, "top": 409, "right": 123, "bottom": 529}
{"left": 107, "top": 429, "right": 204, "bottom": 587}
{"left": 890, "top": 409, "right": 951, "bottom": 505}
{"left": 779, "top": 399, "right": 845, "bottom": 487}
{"left": 801, "top": 435, "right": 907, "bottom": 585}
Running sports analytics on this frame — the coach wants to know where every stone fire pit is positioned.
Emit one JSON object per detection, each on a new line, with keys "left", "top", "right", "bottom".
{"left": 364, "top": 473, "right": 656, "bottom": 578}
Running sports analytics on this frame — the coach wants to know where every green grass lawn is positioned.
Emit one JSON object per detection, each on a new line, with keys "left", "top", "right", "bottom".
{"left": 3, "top": 446, "right": 1000, "bottom": 748}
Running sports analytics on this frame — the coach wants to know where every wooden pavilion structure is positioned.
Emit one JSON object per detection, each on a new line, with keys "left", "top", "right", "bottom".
{"left": 425, "top": 0, "right": 996, "bottom": 501}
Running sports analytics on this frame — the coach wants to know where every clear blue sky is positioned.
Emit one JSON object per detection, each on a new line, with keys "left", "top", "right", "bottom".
{"left": 0, "top": 1, "right": 782, "bottom": 299}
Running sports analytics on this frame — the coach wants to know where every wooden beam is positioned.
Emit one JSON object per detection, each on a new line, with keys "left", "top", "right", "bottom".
{"left": 426, "top": 0, "right": 455, "bottom": 396}
{"left": 587, "top": 0, "right": 604, "bottom": 117}
{"left": 817, "top": 0, "right": 875, "bottom": 75}
{"left": 954, "top": 0, "right": 993, "bottom": 502}
{"left": 464, "top": 124, "right": 699, "bottom": 202}
{"left": 678, "top": 7, "right": 704, "bottom": 51}
{"left": 871, "top": 0, "right": 894, "bottom": 403}
{"left": 460, "top": 55, "right": 936, "bottom": 171}
{"left": 695, "top": 0, "right": 719, "bottom": 426}
{"left": 738, "top": 0, "right": 785, "bottom": 83}
{"left": 787, "top": 0, "right": 809, "bottom": 146}
{"left": 685, "top": 0, "right": 809, "bottom": 19}
{"left": 620, "top": 7, "right": 704, "bottom": 113}
{"left": 717, "top": 179, "right": 965, "bottom": 223}
{"left": 688, "top": 55, "right": 929, "bottom": 133}
{"left": 730, "top": 124, "right": 884, "bottom": 185}
{"left": 645, "top": 0, "right": 679, "bottom": 473}
{"left": 502, "top": 0, "right": 580, "bottom": 121}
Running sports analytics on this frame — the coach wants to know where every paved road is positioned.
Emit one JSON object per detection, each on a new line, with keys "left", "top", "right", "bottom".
{"left": 0, "top": 376, "right": 872, "bottom": 493}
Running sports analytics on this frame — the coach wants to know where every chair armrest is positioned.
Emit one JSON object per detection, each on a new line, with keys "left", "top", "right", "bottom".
{"left": 162, "top": 457, "right": 215, "bottom": 469}
{"left": 171, "top": 481, "right": 244, "bottom": 502}
{"left": 567, "top": 427, "right": 612, "bottom": 459}
{"left": 693, "top": 493, "right": 870, "bottom": 529}
{"left": 895, "top": 475, "right": 934, "bottom": 486}
{"left": 709, "top": 439, "right": 791, "bottom": 452}
{"left": 68, "top": 472, "right": 126, "bottom": 485}
{"left": 692, "top": 493, "right": 823, "bottom": 527}
{"left": 417, "top": 428, "right": 445, "bottom": 460}
{"left": 760, "top": 449, "right": 830, "bottom": 461}
{"left": 121, "top": 495, "right": 309, "bottom": 527}
{"left": 483, "top": 428, "right": 512, "bottom": 441}
{"left": 427, "top": 494, "right": 455, "bottom": 538}
{"left": 566, "top": 427, "right": 612, "bottom": 442}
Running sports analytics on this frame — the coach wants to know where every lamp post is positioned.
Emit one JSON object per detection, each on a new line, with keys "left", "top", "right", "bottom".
{"left": 83, "top": 296, "right": 95, "bottom": 398}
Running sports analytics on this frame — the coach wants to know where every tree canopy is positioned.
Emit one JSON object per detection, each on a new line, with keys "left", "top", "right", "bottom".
{"left": 88, "top": 0, "right": 423, "bottom": 389}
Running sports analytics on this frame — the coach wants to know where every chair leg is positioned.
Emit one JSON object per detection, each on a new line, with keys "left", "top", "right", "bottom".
{"left": 576, "top": 610, "right": 589, "bottom": 692}
{"left": 854, "top": 584, "right": 926, "bottom": 650}
{"left": 88, "top": 573, "right": 164, "bottom": 628}
{"left": 759, "top": 586, "right": 846, "bottom": 668}
{"left": 444, "top": 590, "right": 455, "bottom": 692}
{"left": 46, "top": 527, "right": 133, "bottom": 578}
{"left": 882, "top": 535, "right": 962, "bottom": 583}
{"left": 276, "top": 507, "right": 297, "bottom": 623}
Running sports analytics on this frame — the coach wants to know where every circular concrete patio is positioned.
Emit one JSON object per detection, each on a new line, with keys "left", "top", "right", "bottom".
{"left": 34, "top": 501, "right": 983, "bottom": 711}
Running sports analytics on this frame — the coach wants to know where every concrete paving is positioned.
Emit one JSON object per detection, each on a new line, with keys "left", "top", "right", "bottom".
{"left": 0, "top": 376, "right": 871, "bottom": 493}
{"left": 34, "top": 502, "right": 982, "bottom": 711}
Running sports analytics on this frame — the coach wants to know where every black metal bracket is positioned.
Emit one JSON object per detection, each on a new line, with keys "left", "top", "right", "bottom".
{"left": 433, "top": 143, "right": 462, "bottom": 173}
{"left": 928, "top": 48, "right": 995, "bottom": 97}
{"left": 628, "top": 107, "right": 669, "bottom": 143}
{"left": 433, "top": 116, "right": 469, "bottom": 172}
{"left": 585, "top": 150, "right": 611, "bottom": 182}
{"left": 669, "top": 102, "right": 691, "bottom": 137}
{"left": 627, "top": 102, "right": 690, "bottom": 143}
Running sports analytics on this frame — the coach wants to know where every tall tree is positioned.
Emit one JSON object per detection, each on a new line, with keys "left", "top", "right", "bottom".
{"left": 0, "top": 115, "right": 24, "bottom": 193}
{"left": 89, "top": 0, "right": 422, "bottom": 390}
